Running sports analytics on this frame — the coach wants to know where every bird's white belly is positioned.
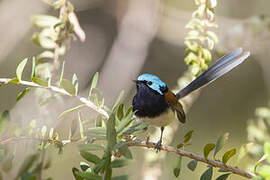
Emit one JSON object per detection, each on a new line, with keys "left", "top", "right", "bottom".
{"left": 139, "top": 109, "right": 175, "bottom": 127}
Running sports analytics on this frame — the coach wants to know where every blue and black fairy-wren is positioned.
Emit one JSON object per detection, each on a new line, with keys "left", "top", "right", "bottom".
{"left": 132, "top": 48, "right": 250, "bottom": 151}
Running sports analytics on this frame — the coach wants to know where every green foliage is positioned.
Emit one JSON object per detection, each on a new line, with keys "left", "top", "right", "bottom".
{"left": 216, "top": 173, "right": 230, "bottom": 180}
{"left": 214, "top": 133, "right": 229, "bottom": 159}
{"left": 204, "top": 143, "right": 216, "bottom": 158}
{"left": 16, "top": 58, "right": 28, "bottom": 81}
{"left": 222, "top": 148, "right": 236, "bottom": 164}
{"left": 187, "top": 160, "right": 197, "bottom": 171}
{"left": 17, "top": 88, "right": 32, "bottom": 101}
{"left": 173, "top": 156, "right": 182, "bottom": 177}
{"left": 177, "top": 130, "right": 194, "bottom": 149}
{"left": 200, "top": 167, "right": 213, "bottom": 180}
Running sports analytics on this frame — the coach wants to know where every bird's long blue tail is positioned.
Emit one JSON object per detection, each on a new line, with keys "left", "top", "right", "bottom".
{"left": 176, "top": 48, "right": 250, "bottom": 99}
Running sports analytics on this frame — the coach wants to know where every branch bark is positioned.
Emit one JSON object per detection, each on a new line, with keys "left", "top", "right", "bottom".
{"left": 0, "top": 135, "right": 256, "bottom": 179}
{"left": 127, "top": 138, "right": 256, "bottom": 179}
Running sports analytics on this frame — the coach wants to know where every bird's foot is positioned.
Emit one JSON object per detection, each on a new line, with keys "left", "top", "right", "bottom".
{"left": 154, "top": 140, "right": 162, "bottom": 153}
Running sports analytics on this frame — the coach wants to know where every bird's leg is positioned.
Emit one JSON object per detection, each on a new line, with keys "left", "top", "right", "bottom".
{"left": 155, "top": 127, "right": 164, "bottom": 152}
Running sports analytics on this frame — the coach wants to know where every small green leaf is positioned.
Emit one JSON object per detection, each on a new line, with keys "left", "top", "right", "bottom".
{"left": 41, "top": 126, "right": 47, "bottom": 137}
{"left": 222, "top": 148, "right": 236, "bottom": 165}
{"left": 173, "top": 156, "right": 182, "bottom": 177}
{"left": 177, "top": 143, "right": 184, "bottom": 149}
{"left": 17, "top": 88, "right": 31, "bottom": 101}
{"left": 60, "top": 79, "right": 76, "bottom": 96}
{"left": 32, "top": 77, "right": 48, "bottom": 87}
{"left": 17, "top": 154, "right": 37, "bottom": 178}
{"left": 264, "top": 142, "right": 270, "bottom": 162}
{"left": 49, "top": 128, "right": 54, "bottom": 139}
{"left": 204, "top": 143, "right": 216, "bottom": 158}
{"left": 89, "top": 72, "right": 99, "bottom": 97}
{"left": 74, "top": 169, "right": 102, "bottom": 180}
{"left": 106, "top": 113, "right": 117, "bottom": 152}
{"left": 32, "top": 33, "right": 56, "bottom": 49}
{"left": 16, "top": 58, "right": 28, "bottom": 81}
{"left": 123, "top": 123, "right": 148, "bottom": 135}
{"left": 200, "top": 167, "right": 213, "bottom": 180}
{"left": 78, "top": 112, "right": 84, "bottom": 138}
{"left": 112, "top": 90, "right": 124, "bottom": 111}
{"left": 117, "top": 104, "right": 124, "bottom": 121}
{"left": 93, "top": 159, "right": 106, "bottom": 174}
{"left": 8, "top": 78, "right": 19, "bottom": 84}
{"left": 216, "top": 173, "right": 230, "bottom": 180}
{"left": 187, "top": 160, "right": 197, "bottom": 171}
{"left": 80, "top": 151, "right": 101, "bottom": 164}
{"left": 254, "top": 154, "right": 267, "bottom": 174}
{"left": 72, "top": 74, "right": 79, "bottom": 96}
{"left": 78, "top": 144, "right": 105, "bottom": 151}
{"left": 37, "top": 51, "right": 54, "bottom": 60}
{"left": 214, "top": 133, "right": 229, "bottom": 159}
{"left": 58, "top": 104, "right": 86, "bottom": 118}
{"left": 31, "top": 57, "right": 36, "bottom": 78}
{"left": 116, "top": 111, "right": 135, "bottom": 135}
{"left": 124, "top": 107, "right": 133, "bottom": 117}
{"left": 119, "top": 145, "right": 132, "bottom": 159}
{"left": 90, "top": 88, "right": 104, "bottom": 107}
{"left": 184, "top": 130, "right": 194, "bottom": 143}
{"left": 86, "top": 127, "right": 106, "bottom": 140}
{"left": 110, "top": 159, "right": 131, "bottom": 168}
{"left": 32, "top": 15, "right": 60, "bottom": 28}
{"left": 59, "top": 61, "right": 65, "bottom": 85}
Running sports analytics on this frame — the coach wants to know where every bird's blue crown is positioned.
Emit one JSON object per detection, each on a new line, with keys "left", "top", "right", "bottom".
{"left": 137, "top": 74, "right": 167, "bottom": 95}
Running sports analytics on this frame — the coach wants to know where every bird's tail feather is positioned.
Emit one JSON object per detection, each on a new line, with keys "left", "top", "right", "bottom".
{"left": 176, "top": 48, "right": 250, "bottom": 99}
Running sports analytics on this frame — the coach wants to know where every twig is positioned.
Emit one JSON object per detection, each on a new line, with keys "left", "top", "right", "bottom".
{"left": 0, "top": 78, "right": 109, "bottom": 118}
{"left": 127, "top": 138, "right": 256, "bottom": 179}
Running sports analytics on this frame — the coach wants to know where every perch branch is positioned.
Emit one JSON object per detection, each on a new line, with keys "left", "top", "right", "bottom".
{"left": 127, "top": 138, "right": 256, "bottom": 179}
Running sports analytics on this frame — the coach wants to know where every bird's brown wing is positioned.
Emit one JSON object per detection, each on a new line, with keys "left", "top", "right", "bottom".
{"left": 164, "top": 90, "right": 186, "bottom": 123}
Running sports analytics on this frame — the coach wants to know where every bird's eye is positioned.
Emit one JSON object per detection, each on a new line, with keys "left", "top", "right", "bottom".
{"left": 147, "top": 81, "right": 152, "bottom": 85}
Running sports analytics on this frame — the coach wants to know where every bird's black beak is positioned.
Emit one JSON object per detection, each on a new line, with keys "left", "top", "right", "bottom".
{"left": 133, "top": 80, "right": 140, "bottom": 84}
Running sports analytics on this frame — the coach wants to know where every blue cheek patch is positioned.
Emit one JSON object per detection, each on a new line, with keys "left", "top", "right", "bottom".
{"left": 137, "top": 74, "right": 166, "bottom": 95}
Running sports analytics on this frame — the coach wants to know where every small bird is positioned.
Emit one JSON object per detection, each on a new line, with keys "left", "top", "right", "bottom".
{"left": 132, "top": 48, "right": 250, "bottom": 151}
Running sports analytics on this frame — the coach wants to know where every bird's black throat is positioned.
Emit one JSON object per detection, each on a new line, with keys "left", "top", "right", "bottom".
{"left": 132, "top": 84, "right": 169, "bottom": 118}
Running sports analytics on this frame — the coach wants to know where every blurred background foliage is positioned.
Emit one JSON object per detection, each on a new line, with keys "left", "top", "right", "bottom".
{"left": 0, "top": 0, "right": 270, "bottom": 179}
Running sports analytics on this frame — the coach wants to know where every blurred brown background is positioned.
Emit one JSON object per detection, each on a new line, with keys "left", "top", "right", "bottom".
{"left": 0, "top": 0, "right": 269, "bottom": 179}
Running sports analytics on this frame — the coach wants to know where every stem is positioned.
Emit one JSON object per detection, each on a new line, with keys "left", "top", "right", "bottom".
{"left": 127, "top": 138, "right": 256, "bottom": 179}
{"left": 0, "top": 78, "right": 109, "bottom": 118}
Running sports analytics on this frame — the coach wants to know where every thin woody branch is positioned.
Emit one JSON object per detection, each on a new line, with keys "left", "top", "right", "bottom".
{"left": 127, "top": 138, "right": 256, "bottom": 179}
